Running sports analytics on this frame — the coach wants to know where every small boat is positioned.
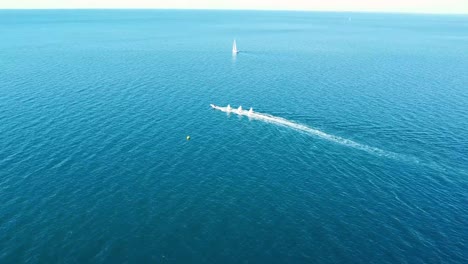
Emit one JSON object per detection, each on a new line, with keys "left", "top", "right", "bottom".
{"left": 232, "top": 39, "right": 239, "bottom": 54}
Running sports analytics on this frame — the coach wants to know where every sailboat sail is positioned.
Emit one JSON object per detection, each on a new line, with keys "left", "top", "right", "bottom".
{"left": 232, "top": 39, "right": 238, "bottom": 54}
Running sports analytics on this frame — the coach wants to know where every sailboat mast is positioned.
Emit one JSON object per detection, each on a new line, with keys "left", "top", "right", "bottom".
{"left": 232, "top": 39, "right": 238, "bottom": 54}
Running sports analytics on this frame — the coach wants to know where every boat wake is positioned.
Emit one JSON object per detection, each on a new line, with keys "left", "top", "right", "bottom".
{"left": 211, "top": 104, "right": 405, "bottom": 160}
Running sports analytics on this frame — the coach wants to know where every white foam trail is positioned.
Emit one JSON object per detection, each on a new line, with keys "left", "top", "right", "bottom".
{"left": 212, "top": 105, "right": 401, "bottom": 159}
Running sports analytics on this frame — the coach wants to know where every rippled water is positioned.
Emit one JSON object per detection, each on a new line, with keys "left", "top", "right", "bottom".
{"left": 1, "top": 10, "right": 467, "bottom": 263}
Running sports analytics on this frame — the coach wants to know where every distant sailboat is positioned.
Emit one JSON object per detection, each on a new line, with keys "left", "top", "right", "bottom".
{"left": 232, "top": 39, "right": 239, "bottom": 54}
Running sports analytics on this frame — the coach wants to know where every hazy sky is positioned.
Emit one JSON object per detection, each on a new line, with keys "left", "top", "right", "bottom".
{"left": 1, "top": 0, "right": 468, "bottom": 14}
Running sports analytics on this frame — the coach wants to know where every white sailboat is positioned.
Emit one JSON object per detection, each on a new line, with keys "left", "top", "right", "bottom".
{"left": 232, "top": 39, "right": 239, "bottom": 54}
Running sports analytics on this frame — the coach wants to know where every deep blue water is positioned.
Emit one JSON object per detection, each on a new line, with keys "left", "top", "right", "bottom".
{"left": 1, "top": 10, "right": 467, "bottom": 263}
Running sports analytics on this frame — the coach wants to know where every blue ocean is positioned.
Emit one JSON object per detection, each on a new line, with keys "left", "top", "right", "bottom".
{"left": 1, "top": 10, "right": 467, "bottom": 263}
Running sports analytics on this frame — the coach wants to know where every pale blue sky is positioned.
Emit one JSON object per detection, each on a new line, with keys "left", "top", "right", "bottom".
{"left": 1, "top": 0, "right": 467, "bottom": 14}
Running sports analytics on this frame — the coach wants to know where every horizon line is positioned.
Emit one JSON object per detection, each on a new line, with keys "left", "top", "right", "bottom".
{"left": 0, "top": 7, "right": 467, "bottom": 16}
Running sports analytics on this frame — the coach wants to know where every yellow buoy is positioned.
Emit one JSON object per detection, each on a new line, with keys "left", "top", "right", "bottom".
{"left": 186, "top": 136, "right": 190, "bottom": 140}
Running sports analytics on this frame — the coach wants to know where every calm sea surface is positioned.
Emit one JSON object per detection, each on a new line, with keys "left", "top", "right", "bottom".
{"left": 1, "top": 10, "right": 467, "bottom": 263}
